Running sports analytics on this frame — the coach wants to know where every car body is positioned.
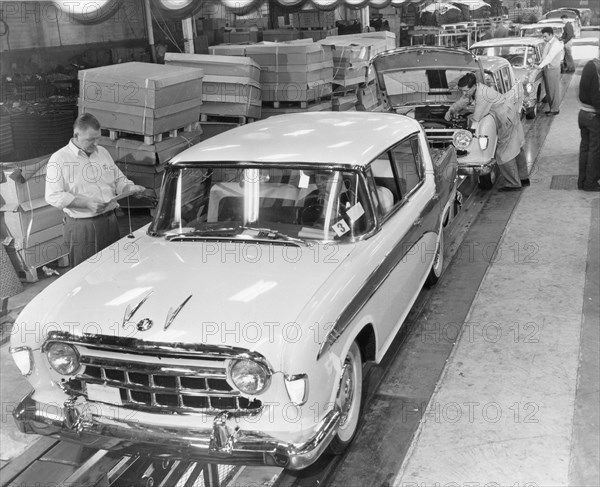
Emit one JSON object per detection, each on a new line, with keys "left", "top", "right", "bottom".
{"left": 470, "top": 37, "right": 545, "bottom": 119}
{"left": 370, "top": 46, "right": 521, "bottom": 188}
{"left": 10, "top": 112, "right": 458, "bottom": 470}
{"left": 580, "top": 25, "right": 600, "bottom": 39}
{"left": 538, "top": 16, "right": 581, "bottom": 38}
{"left": 519, "top": 21, "right": 565, "bottom": 39}
{"left": 544, "top": 7, "right": 591, "bottom": 27}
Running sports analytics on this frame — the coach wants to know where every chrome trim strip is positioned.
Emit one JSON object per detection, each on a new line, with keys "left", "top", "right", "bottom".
{"left": 122, "top": 290, "right": 153, "bottom": 329}
{"left": 164, "top": 294, "right": 193, "bottom": 331}
{"left": 80, "top": 356, "right": 226, "bottom": 378}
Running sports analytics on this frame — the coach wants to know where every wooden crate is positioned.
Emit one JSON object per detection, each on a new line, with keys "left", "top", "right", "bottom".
{"left": 78, "top": 62, "right": 204, "bottom": 110}
{"left": 1, "top": 198, "right": 64, "bottom": 242}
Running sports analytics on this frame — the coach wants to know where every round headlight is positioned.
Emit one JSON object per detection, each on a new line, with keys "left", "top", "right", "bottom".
{"left": 452, "top": 129, "right": 473, "bottom": 150}
{"left": 46, "top": 343, "right": 80, "bottom": 375}
{"left": 524, "top": 82, "right": 534, "bottom": 94}
{"left": 229, "top": 359, "right": 270, "bottom": 395}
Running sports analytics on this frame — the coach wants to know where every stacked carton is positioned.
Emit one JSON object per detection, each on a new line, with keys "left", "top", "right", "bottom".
{"left": 78, "top": 62, "right": 204, "bottom": 141}
{"left": 0, "top": 156, "right": 68, "bottom": 281}
{"left": 210, "top": 43, "right": 334, "bottom": 106}
{"left": 317, "top": 32, "right": 396, "bottom": 88}
{"left": 164, "top": 53, "right": 262, "bottom": 121}
{"left": 78, "top": 62, "right": 206, "bottom": 198}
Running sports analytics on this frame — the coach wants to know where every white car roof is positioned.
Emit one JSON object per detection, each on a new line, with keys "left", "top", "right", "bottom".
{"left": 471, "top": 37, "right": 544, "bottom": 48}
{"left": 170, "top": 112, "right": 421, "bottom": 167}
{"left": 519, "top": 21, "right": 562, "bottom": 29}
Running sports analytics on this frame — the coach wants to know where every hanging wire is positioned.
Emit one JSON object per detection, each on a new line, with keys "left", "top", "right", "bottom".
{"left": 150, "top": 7, "right": 183, "bottom": 52}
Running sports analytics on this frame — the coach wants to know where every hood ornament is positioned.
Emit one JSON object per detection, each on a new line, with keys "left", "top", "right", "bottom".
{"left": 122, "top": 291, "right": 153, "bottom": 329}
{"left": 136, "top": 318, "right": 153, "bottom": 332}
{"left": 164, "top": 295, "right": 193, "bottom": 331}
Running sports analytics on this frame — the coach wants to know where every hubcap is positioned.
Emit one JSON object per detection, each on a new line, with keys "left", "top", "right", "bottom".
{"left": 338, "top": 362, "right": 355, "bottom": 426}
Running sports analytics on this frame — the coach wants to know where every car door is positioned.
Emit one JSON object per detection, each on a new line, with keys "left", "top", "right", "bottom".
{"left": 365, "top": 134, "right": 437, "bottom": 353}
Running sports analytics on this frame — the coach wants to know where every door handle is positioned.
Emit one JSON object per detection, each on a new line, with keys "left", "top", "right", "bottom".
{"left": 413, "top": 217, "right": 423, "bottom": 227}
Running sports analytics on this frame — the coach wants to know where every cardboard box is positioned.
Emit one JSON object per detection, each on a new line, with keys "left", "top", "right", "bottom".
{"left": 116, "top": 161, "right": 166, "bottom": 191}
{"left": 0, "top": 156, "right": 49, "bottom": 206}
{"left": 234, "top": 16, "right": 268, "bottom": 30}
{"left": 1, "top": 198, "right": 63, "bottom": 241}
{"left": 78, "top": 62, "right": 204, "bottom": 110}
{"left": 79, "top": 98, "right": 203, "bottom": 137}
{"left": 300, "top": 28, "right": 338, "bottom": 41}
{"left": 164, "top": 53, "right": 261, "bottom": 84}
{"left": 245, "top": 44, "right": 333, "bottom": 66}
{"left": 262, "top": 29, "right": 300, "bottom": 42}
{"left": 261, "top": 80, "right": 332, "bottom": 102}
{"left": 6, "top": 232, "right": 68, "bottom": 278}
{"left": 113, "top": 129, "right": 204, "bottom": 166}
{"left": 291, "top": 10, "right": 336, "bottom": 29}
{"left": 223, "top": 29, "right": 259, "bottom": 44}
{"left": 260, "top": 65, "right": 333, "bottom": 84}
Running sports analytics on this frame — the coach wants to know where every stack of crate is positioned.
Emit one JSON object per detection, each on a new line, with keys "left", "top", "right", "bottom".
{"left": 291, "top": 9, "right": 337, "bottom": 41}
{"left": 0, "top": 156, "right": 68, "bottom": 281}
{"left": 78, "top": 62, "right": 205, "bottom": 199}
{"left": 164, "top": 53, "right": 262, "bottom": 122}
{"left": 317, "top": 32, "right": 396, "bottom": 89}
{"left": 210, "top": 42, "right": 334, "bottom": 117}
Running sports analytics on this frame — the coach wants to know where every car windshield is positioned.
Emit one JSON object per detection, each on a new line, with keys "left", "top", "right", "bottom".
{"left": 520, "top": 26, "right": 563, "bottom": 37}
{"left": 149, "top": 165, "right": 374, "bottom": 242}
{"left": 472, "top": 45, "right": 533, "bottom": 67}
{"left": 381, "top": 68, "right": 473, "bottom": 105}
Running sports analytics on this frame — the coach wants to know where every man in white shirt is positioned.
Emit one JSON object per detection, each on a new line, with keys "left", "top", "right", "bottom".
{"left": 533, "top": 26, "right": 564, "bottom": 115}
{"left": 45, "top": 113, "right": 146, "bottom": 267}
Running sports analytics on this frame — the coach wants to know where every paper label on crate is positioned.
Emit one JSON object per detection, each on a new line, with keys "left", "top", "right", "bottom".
{"left": 86, "top": 383, "right": 123, "bottom": 406}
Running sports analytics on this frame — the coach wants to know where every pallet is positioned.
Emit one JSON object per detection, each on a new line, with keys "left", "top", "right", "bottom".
{"left": 260, "top": 99, "right": 333, "bottom": 119}
{"left": 104, "top": 122, "right": 201, "bottom": 145}
{"left": 262, "top": 96, "right": 332, "bottom": 110}
{"left": 200, "top": 114, "right": 255, "bottom": 124}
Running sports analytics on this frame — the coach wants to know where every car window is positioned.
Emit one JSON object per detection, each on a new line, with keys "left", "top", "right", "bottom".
{"left": 390, "top": 135, "right": 424, "bottom": 197}
{"left": 370, "top": 153, "right": 401, "bottom": 217}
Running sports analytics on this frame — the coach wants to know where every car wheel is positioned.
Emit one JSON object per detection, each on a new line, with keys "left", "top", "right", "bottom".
{"left": 328, "top": 342, "right": 363, "bottom": 454}
{"left": 477, "top": 165, "right": 498, "bottom": 190}
{"left": 425, "top": 230, "right": 444, "bottom": 288}
{"left": 525, "top": 104, "right": 537, "bottom": 120}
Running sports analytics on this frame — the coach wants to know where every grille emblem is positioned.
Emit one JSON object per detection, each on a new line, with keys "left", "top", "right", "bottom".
{"left": 136, "top": 318, "right": 153, "bottom": 331}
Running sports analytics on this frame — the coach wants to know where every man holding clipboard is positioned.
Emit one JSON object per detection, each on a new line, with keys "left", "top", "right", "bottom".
{"left": 45, "top": 113, "right": 147, "bottom": 267}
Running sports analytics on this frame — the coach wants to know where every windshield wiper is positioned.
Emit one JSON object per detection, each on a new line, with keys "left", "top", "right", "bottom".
{"left": 240, "top": 226, "right": 304, "bottom": 244}
{"left": 164, "top": 227, "right": 238, "bottom": 240}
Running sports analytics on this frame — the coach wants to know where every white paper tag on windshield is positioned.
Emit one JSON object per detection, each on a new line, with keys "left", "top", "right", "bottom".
{"left": 87, "top": 383, "right": 123, "bottom": 406}
{"left": 346, "top": 203, "right": 365, "bottom": 222}
{"left": 332, "top": 220, "right": 350, "bottom": 237}
{"left": 299, "top": 172, "right": 310, "bottom": 189}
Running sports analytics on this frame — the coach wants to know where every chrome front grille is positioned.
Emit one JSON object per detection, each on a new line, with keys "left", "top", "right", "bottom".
{"left": 64, "top": 355, "right": 261, "bottom": 414}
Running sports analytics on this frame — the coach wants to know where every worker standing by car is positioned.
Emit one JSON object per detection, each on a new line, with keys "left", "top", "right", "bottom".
{"left": 533, "top": 27, "right": 564, "bottom": 115}
{"left": 577, "top": 54, "right": 600, "bottom": 191}
{"left": 445, "top": 72, "right": 522, "bottom": 191}
{"left": 560, "top": 14, "right": 575, "bottom": 73}
{"left": 45, "top": 113, "right": 147, "bottom": 267}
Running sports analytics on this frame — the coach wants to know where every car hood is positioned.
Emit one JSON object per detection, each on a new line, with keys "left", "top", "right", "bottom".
{"left": 371, "top": 47, "right": 483, "bottom": 109}
{"left": 18, "top": 232, "right": 355, "bottom": 356}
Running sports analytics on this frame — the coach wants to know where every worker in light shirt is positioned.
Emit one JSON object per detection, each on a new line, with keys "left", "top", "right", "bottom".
{"left": 45, "top": 112, "right": 146, "bottom": 267}
{"left": 533, "top": 26, "right": 564, "bottom": 115}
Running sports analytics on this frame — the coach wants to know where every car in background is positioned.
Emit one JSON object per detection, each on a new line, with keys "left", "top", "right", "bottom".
{"left": 370, "top": 46, "right": 522, "bottom": 189}
{"left": 538, "top": 16, "right": 581, "bottom": 38}
{"left": 519, "top": 21, "right": 565, "bottom": 38}
{"left": 10, "top": 111, "right": 459, "bottom": 470}
{"left": 544, "top": 7, "right": 591, "bottom": 27}
{"left": 471, "top": 37, "right": 546, "bottom": 119}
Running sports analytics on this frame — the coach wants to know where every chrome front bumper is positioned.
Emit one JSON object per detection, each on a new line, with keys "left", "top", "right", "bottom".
{"left": 457, "top": 159, "right": 496, "bottom": 176}
{"left": 13, "top": 392, "right": 341, "bottom": 470}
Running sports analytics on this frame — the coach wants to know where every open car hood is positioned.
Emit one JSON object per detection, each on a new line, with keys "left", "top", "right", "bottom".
{"left": 371, "top": 47, "right": 484, "bottom": 109}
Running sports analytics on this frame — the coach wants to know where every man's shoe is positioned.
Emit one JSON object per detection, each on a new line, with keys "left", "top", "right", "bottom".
{"left": 498, "top": 186, "right": 522, "bottom": 192}
{"left": 520, "top": 179, "right": 530, "bottom": 186}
